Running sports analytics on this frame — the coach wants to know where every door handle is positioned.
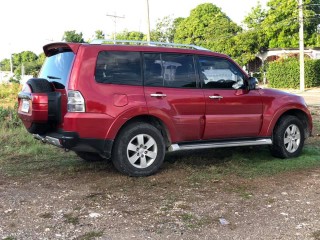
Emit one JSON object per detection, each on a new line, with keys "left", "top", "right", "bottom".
{"left": 150, "top": 93, "right": 167, "bottom": 98}
{"left": 209, "top": 95, "right": 223, "bottom": 99}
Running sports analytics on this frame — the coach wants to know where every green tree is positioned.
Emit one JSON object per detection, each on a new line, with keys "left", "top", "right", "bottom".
{"left": 226, "top": 3, "right": 269, "bottom": 66}
{"left": 94, "top": 30, "right": 105, "bottom": 39}
{"left": 20, "top": 51, "right": 38, "bottom": 63}
{"left": 115, "top": 30, "right": 145, "bottom": 41}
{"left": 9, "top": 51, "right": 41, "bottom": 76}
{"left": 243, "top": 2, "right": 267, "bottom": 29}
{"left": 262, "top": 0, "right": 320, "bottom": 48}
{"left": 0, "top": 58, "right": 11, "bottom": 71}
{"left": 151, "top": 15, "right": 183, "bottom": 42}
{"left": 174, "top": 3, "right": 241, "bottom": 53}
{"left": 37, "top": 53, "right": 46, "bottom": 66}
{"left": 229, "top": 29, "right": 268, "bottom": 66}
{"left": 62, "top": 30, "right": 85, "bottom": 43}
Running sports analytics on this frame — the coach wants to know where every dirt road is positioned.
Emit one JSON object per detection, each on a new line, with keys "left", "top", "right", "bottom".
{"left": 1, "top": 162, "right": 320, "bottom": 240}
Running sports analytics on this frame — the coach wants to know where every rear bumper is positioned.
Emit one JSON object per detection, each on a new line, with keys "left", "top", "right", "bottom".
{"left": 33, "top": 130, "right": 113, "bottom": 159}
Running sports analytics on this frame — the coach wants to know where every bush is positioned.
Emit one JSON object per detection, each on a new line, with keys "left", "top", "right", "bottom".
{"left": 0, "top": 83, "right": 21, "bottom": 109}
{"left": 0, "top": 104, "right": 21, "bottom": 128}
{"left": 267, "top": 58, "right": 320, "bottom": 88}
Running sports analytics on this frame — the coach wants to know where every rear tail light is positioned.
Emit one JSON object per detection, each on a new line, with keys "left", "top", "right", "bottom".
{"left": 68, "top": 90, "right": 85, "bottom": 112}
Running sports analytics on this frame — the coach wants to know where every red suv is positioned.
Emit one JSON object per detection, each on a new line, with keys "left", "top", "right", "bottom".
{"left": 18, "top": 41, "right": 313, "bottom": 176}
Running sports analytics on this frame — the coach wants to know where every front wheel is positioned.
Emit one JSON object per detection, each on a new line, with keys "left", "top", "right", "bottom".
{"left": 112, "top": 122, "right": 165, "bottom": 176}
{"left": 270, "top": 116, "right": 305, "bottom": 158}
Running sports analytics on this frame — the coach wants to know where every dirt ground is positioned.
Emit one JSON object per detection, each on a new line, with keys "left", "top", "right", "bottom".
{"left": 1, "top": 165, "right": 320, "bottom": 240}
{"left": 0, "top": 97, "right": 319, "bottom": 240}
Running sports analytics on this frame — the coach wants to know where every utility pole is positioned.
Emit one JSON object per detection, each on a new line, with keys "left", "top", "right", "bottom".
{"left": 146, "top": 0, "right": 151, "bottom": 43}
{"left": 106, "top": 13, "right": 125, "bottom": 43}
{"left": 0, "top": 63, "right": 2, "bottom": 82}
{"left": 10, "top": 54, "right": 13, "bottom": 74}
{"left": 298, "top": 0, "right": 305, "bottom": 91}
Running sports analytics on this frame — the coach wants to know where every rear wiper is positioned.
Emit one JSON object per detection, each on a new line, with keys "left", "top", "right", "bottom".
{"left": 47, "top": 75, "right": 61, "bottom": 80}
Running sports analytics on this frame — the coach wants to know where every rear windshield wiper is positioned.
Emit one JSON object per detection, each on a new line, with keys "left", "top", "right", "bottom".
{"left": 47, "top": 75, "right": 61, "bottom": 80}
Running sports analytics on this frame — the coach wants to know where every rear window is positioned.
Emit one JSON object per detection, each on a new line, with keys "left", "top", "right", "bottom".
{"left": 39, "top": 51, "right": 75, "bottom": 89}
{"left": 95, "top": 51, "right": 142, "bottom": 85}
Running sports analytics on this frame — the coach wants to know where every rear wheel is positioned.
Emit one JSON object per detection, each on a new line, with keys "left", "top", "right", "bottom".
{"left": 112, "top": 122, "right": 165, "bottom": 176}
{"left": 76, "top": 152, "right": 106, "bottom": 162}
{"left": 25, "top": 78, "right": 54, "bottom": 134}
{"left": 270, "top": 116, "right": 305, "bottom": 158}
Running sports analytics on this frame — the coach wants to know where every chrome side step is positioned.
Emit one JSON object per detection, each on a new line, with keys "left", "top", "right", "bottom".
{"left": 168, "top": 139, "right": 272, "bottom": 152}
{"left": 33, "top": 134, "right": 62, "bottom": 148}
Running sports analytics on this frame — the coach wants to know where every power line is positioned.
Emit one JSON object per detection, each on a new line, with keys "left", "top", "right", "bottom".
{"left": 106, "top": 13, "right": 125, "bottom": 43}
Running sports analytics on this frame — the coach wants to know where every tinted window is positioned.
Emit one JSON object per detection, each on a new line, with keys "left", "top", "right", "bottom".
{"left": 95, "top": 51, "right": 142, "bottom": 85}
{"left": 39, "top": 51, "right": 74, "bottom": 88}
{"left": 199, "top": 56, "right": 245, "bottom": 89}
{"left": 144, "top": 53, "right": 196, "bottom": 88}
{"left": 144, "top": 53, "right": 163, "bottom": 86}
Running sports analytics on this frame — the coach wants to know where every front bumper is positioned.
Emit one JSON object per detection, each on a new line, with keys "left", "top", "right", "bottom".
{"left": 33, "top": 130, "right": 113, "bottom": 159}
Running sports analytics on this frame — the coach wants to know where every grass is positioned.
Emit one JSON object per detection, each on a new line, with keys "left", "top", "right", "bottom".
{"left": 1, "top": 123, "right": 320, "bottom": 180}
{"left": 0, "top": 82, "right": 319, "bottom": 180}
{"left": 2, "top": 237, "right": 16, "bottom": 240}
{"left": 0, "top": 124, "right": 111, "bottom": 178}
{"left": 63, "top": 213, "right": 80, "bottom": 225}
{"left": 180, "top": 213, "right": 212, "bottom": 229}
{"left": 166, "top": 137, "right": 320, "bottom": 180}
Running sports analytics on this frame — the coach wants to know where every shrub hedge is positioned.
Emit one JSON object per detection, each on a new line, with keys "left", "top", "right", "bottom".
{"left": 267, "top": 58, "right": 320, "bottom": 88}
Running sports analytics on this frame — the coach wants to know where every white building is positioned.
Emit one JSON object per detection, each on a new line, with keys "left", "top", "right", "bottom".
{"left": 248, "top": 48, "right": 320, "bottom": 72}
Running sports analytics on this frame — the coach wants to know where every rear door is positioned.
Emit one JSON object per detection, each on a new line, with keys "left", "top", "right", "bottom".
{"left": 198, "top": 56, "right": 263, "bottom": 139}
{"left": 144, "top": 53, "right": 205, "bottom": 142}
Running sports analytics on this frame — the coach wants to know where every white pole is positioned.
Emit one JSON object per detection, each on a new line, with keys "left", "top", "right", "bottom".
{"left": 146, "top": 0, "right": 151, "bottom": 43}
{"left": 299, "top": 0, "right": 305, "bottom": 91}
{"left": 10, "top": 54, "right": 13, "bottom": 74}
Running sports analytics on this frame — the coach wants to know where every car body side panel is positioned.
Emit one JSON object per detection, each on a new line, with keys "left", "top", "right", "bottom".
{"left": 202, "top": 89, "right": 263, "bottom": 139}
{"left": 144, "top": 86, "right": 205, "bottom": 142}
{"left": 258, "top": 89, "right": 313, "bottom": 136}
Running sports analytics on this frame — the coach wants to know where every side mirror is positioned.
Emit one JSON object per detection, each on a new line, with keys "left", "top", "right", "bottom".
{"left": 247, "top": 77, "right": 259, "bottom": 90}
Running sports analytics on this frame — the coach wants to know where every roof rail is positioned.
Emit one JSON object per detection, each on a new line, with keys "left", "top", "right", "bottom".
{"left": 90, "top": 39, "right": 210, "bottom": 51}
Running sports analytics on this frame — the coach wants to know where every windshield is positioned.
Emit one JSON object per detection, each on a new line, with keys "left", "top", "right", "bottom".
{"left": 39, "top": 51, "right": 75, "bottom": 88}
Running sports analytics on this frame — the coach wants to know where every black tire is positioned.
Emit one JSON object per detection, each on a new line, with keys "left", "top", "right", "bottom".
{"left": 76, "top": 152, "right": 105, "bottom": 162}
{"left": 270, "top": 115, "right": 305, "bottom": 158}
{"left": 27, "top": 78, "right": 53, "bottom": 93}
{"left": 25, "top": 78, "right": 54, "bottom": 134}
{"left": 112, "top": 122, "right": 165, "bottom": 177}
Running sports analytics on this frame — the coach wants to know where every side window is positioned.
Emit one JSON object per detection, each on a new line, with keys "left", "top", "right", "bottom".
{"left": 144, "top": 53, "right": 164, "bottom": 86}
{"left": 144, "top": 53, "right": 197, "bottom": 88}
{"left": 95, "top": 51, "right": 142, "bottom": 85}
{"left": 199, "top": 56, "right": 245, "bottom": 89}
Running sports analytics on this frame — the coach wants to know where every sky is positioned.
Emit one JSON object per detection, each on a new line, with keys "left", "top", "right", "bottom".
{"left": 0, "top": 0, "right": 267, "bottom": 61}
